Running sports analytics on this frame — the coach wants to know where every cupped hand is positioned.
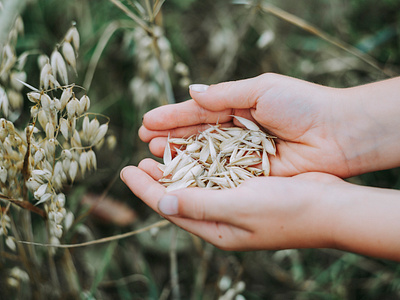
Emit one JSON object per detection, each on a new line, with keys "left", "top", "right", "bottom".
{"left": 139, "top": 73, "right": 354, "bottom": 177}
{"left": 121, "top": 158, "right": 345, "bottom": 251}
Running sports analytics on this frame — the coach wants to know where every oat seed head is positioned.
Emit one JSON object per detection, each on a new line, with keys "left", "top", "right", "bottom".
{"left": 61, "top": 42, "right": 76, "bottom": 73}
{"left": 0, "top": 24, "right": 110, "bottom": 245}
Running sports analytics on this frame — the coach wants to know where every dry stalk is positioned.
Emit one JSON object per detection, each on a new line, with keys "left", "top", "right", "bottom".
{"left": 170, "top": 226, "right": 180, "bottom": 300}
{"left": 17, "top": 219, "right": 171, "bottom": 248}
{"left": 159, "top": 116, "right": 276, "bottom": 191}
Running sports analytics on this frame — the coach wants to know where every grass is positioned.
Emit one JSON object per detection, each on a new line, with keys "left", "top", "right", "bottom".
{"left": 0, "top": 0, "right": 399, "bottom": 299}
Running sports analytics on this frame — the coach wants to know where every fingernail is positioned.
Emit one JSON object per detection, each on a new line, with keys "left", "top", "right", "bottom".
{"left": 158, "top": 194, "right": 178, "bottom": 215}
{"left": 189, "top": 84, "right": 209, "bottom": 92}
{"left": 120, "top": 166, "right": 130, "bottom": 182}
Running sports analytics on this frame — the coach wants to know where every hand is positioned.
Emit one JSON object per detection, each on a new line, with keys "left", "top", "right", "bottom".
{"left": 128, "top": 74, "right": 400, "bottom": 261}
{"left": 121, "top": 158, "right": 341, "bottom": 251}
{"left": 140, "top": 73, "right": 355, "bottom": 177}
{"left": 121, "top": 159, "right": 400, "bottom": 260}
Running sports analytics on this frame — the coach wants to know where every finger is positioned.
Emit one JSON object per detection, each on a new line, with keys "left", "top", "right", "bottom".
{"left": 144, "top": 121, "right": 235, "bottom": 157}
{"left": 138, "top": 158, "right": 163, "bottom": 180}
{"left": 142, "top": 100, "right": 232, "bottom": 131}
{"left": 148, "top": 137, "right": 191, "bottom": 158}
{"left": 293, "top": 172, "right": 343, "bottom": 184}
{"left": 121, "top": 166, "right": 251, "bottom": 249}
{"left": 158, "top": 187, "right": 249, "bottom": 227}
{"left": 148, "top": 137, "right": 167, "bottom": 157}
{"left": 120, "top": 165, "right": 211, "bottom": 223}
{"left": 121, "top": 166, "right": 166, "bottom": 211}
{"left": 189, "top": 75, "right": 267, "bottom": 111}
{"left": 139, "top": 121, "right": 233, "bottom": 143}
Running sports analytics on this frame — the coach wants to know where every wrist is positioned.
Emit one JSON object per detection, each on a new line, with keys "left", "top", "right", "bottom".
{"left": 283, "top": 176, "right": 343, "bottom": 250}
{"left": 306, "top": 181, "right": 341, "bottom": 250}
{"left": 332, "top": 79, "right": 400, "bottom": 175}
{"left": 327, "top": 183, "right": 400, "bottom": 260}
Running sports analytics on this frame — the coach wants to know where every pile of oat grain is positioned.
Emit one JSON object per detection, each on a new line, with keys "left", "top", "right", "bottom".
{"left": 159, "top": 116, "right": 276, "bottom": 191}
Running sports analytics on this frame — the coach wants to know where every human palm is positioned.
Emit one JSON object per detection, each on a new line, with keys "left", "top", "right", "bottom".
{"left": 139, "top": 73, "right": 352, "bottom": 177}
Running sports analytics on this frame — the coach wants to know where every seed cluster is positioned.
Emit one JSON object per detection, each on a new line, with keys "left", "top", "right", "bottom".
{"left": 159, "top": 116, "right": 276, "bottom": 191}
{"left": 129, "top": 26, "right": 190, "bottom": 108}
{"left": 38, "top": 26, "right": 80, "bottom": 90}
{"left": 0, "top": 24, "right": 111, "bottom": 248}
{"left": 25, "top": 27, "right": 108, "bottom": 244}
{"left": 0, "top": 209, "right": 13, "bottom": 250}
{"left": 129, "top": 26, "right": 174, "bottom": 108}
{"left": 0, "top": 13, "right": 26, "bottom": 120}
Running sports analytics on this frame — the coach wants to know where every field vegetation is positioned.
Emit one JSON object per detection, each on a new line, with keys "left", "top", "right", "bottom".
{"left": 0, "top": 0, "right": 399, "bottom": 299}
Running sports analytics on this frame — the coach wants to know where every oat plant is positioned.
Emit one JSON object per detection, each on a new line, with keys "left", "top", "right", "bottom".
{"left": 110, "top": 0, "right": 180, "bottom": 108}
{"left": 0, "top": 10, "right": 110, "bottom": 296}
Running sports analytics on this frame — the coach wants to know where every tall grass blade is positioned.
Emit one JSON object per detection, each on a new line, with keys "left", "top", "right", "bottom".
{"left": 89, "top": 240, "right": 118, "bottom": 296}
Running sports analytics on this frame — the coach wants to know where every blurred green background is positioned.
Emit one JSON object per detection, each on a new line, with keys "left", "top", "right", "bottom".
{"left": 1, "top": 0, "right": 400, "bottom": 299}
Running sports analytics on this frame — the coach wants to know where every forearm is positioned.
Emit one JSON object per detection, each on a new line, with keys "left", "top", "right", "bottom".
{"left": 324, "top": 182, "right": 400, "bottom": 261}
{"left": 337, "top": 77, "right": 400, "bottom": 175}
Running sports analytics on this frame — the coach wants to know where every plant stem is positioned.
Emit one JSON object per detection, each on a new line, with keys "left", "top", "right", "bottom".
{"left": 152, "top": 33, "right": 175, "bottom": 104}
{"left": 10, "top": 215, "right": 42, "bottom": 299}
{"left": 83, "top": 20, "right": 135, "bottom": 91}
{"left": 21, "top": 209, "right": 38, "bottom": 260}
{"left": 191, "top": 243, "right": 214, "bottom": 300}
{"left": 109, "top": 0, "right": 152, "bottom": 33}
{"left": 144, "top": 0, "right": 153, "bottom": 22}
{"left": 61, "top": 249, "right": 81, "bottom": 296}
{"left": 170, "top": 226, "right": 180, "bottom": 300}
{"left": 44, "top": 219, "right": 61, "bottom": 294}
{"left": 18, "top": 219, "right": 171, "bottom": 248}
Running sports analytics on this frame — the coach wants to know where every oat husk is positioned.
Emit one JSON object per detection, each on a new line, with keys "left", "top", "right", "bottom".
{"left": 159, "top": 116, "right": 276, "bottom": 191}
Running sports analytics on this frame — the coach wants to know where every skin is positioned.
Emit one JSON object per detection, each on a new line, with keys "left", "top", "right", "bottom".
{"left": 121, "top": 73, "right": 400, "bottom": 261}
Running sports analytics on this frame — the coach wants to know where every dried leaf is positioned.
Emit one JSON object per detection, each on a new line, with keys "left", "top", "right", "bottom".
{"left": 0, "top": 195, "right": 46, "bottom": 218}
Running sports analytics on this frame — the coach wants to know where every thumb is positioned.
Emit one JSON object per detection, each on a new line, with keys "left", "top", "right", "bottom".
{"left": 157, "top": 188, "right": 241, "bottom": 225}
{"left": 189, "top": 74, "right": 267, "bottom": 111}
